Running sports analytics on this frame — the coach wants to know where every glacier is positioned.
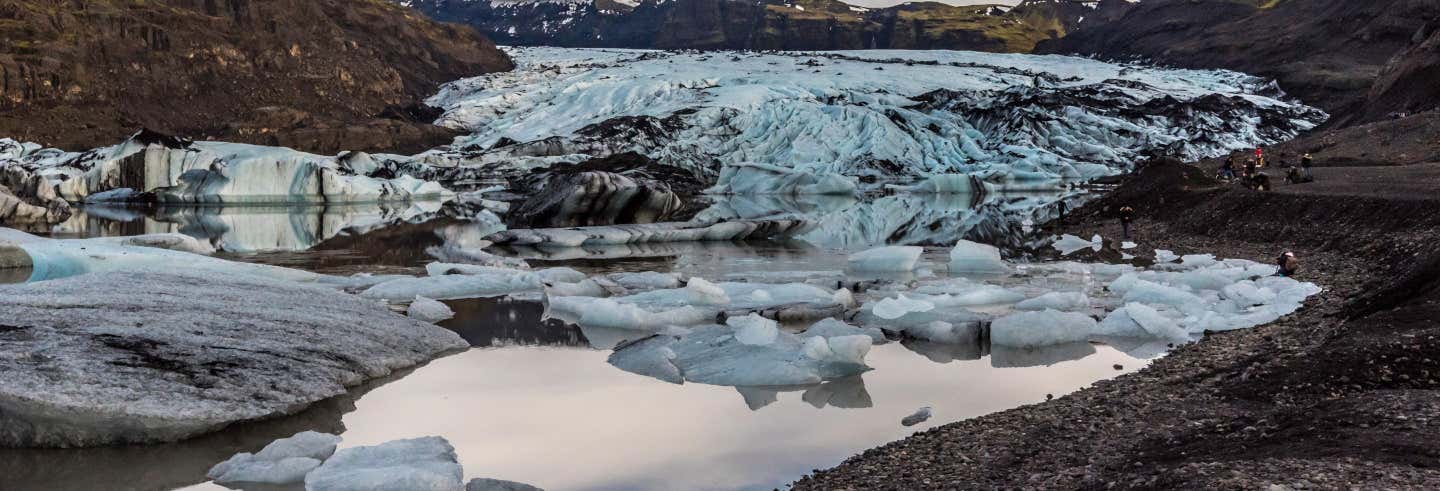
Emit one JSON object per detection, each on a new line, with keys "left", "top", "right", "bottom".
{"left": 422, "top": 47, "right": 1327, "bottom": 183}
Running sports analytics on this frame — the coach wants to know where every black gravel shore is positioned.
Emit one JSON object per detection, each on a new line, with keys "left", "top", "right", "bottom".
{"left": 795, "top": 160, "right": 1440, "bottom": 489}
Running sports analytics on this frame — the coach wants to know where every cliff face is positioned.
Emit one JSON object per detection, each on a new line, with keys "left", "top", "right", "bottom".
{"left": 0, "top": 0, "right": 514, "bottom": 153}
{"left": 1036, "top": 0, "right": 1440, "bottom": 125}
{"left": 405, "top": 0, "right": 1093, "bottom": 52}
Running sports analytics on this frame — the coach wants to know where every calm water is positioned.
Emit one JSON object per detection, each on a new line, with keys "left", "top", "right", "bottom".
{"left": 4, "top": 191, "right": 1157, "bottom": 491}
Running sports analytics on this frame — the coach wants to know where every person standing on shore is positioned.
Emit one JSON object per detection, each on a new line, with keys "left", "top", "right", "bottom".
{"left": 1221, "top": 156, "right": 1237, "bottom": 181}
{"left": 1301, "top": 153, "right": 1314, "bottom": 179}
{"left": 1276, "top": 251, "right": 1299, "bottom": 277}
{"left": 1119, "top": 206, "right": 1135, "bottom": 239}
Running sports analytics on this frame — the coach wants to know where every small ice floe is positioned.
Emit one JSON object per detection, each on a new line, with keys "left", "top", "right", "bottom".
{"left": 306, "top": 436, "right": 463, "bottom": 490}
{"left": 847, "top": 245, "right": 925, "bottom": 273}
{"left": 869, "top": 253, "right": 1322, "bottom": 352}
{"left": 548, "top": 281, "right": 845, "bottom": 330}
{"left": 206, "top": 433, "right": 544, "bottom": 491}
{"left": 362, "top": 265, "right": 587, "bottom": 301}
{"left": 949, "top": 240, "right": 1008, "bottom": 273}
{"left": 407, "top": 296, "right": 456, "bottom": 323}
{"left": 5, "top": 228, "right": 317, "bottom": 283}
{"left": 1053, "top": 234, "right": 1103, "bottom": 255}
{"left": 902, "top": 407, "right": 933, "bottom": 427}
{"left": 607, "top": 315, "right": 873, "bottom": 387}
{"left": 207, "top": 431, "right": 341, "bottom": 486}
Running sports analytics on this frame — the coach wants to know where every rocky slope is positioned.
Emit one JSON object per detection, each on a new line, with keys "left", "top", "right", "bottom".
{"left": 0, "top": 0, "right": 513, "bottom": 154}
{"left": 1036, "top": 0, "right": 1440, "bottom": 125}
{"left": 796, "top": 158, "right": 1440, "bottom": 489}
{"left": 400, "top": 0, "right": 1116, "bottom": 52}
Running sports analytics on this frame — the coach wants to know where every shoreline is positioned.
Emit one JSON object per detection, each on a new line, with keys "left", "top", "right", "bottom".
{"left": 794, "top": 160, "right": 1440, "bottom": 488}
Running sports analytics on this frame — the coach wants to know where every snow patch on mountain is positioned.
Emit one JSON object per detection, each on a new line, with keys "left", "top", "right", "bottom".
{"left": 422, "top": 47, "right": 1325, "bottom": 183}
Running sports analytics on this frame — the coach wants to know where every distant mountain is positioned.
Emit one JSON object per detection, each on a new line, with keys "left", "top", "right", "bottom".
{"left": 1036, "top": 0, "right": 1440, "bottom": 124}
{"left": 0, "top": 0, "right": 514, "bottom": 154}
{"left": 398, "top": 0, "right": 1121, "bottom": 52}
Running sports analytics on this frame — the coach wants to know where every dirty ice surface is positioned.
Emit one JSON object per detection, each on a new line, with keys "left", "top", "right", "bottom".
{"left": 6, "top": 191, "right": 1191, "bottom": 491}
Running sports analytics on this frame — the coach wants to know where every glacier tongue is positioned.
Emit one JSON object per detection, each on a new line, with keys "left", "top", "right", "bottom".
{"left": 424, "top": 47, "right": 1327, "bottom": 182}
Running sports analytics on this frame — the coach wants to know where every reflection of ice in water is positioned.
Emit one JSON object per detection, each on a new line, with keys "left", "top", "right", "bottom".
{"left": 46, "top": 202, "right": 446, "bottom": 253}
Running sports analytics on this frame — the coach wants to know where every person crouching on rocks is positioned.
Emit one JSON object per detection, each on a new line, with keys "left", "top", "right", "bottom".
{"left": 1220, "top": 156, "right": 1237, "bottom": 181}
{"left": 1276, "top": 251, "right": 1299, "bottom": 277}
{"left": 1119, "top": 206, "right": 1136, "bottom": 239}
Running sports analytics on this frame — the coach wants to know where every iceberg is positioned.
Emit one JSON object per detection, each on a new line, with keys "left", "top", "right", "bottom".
{"left": 1015, "top": 292, "right": 1091, "bottom": 312}
{"left": 7, "top": 228, "right": 322, "bottom": 284}
{"left": 948, "top": 240, "right": 1008, "bottom": 274}
{"left": 362, "top": 267, "right": 588, "bottom": 301}
{"left": 989, "top": 309, "right": 1098, "bottom": 348}
{"left": 871, "top": 294, "right": 937, "bottom": 320}
{"left": 847, "top": 245, "right": 925, "bottom": 273}
{"left": 1053, "top": 234, "right": 1103, "bottom": 255}
{"left": 207, "top": 431, "right": 341, "bottom": 485}
{"left": 408, "top": 296, "right": 457, "bottom": 323}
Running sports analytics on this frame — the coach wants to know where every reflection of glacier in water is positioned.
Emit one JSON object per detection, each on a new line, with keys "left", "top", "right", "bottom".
{"left": 697, "top": 190, "right": 1090, "bottom": 249}
{"left": 44, "top": 202, "right": 446, "bottom": 253}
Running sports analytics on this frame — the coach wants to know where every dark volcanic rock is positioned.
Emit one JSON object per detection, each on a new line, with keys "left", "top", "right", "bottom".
{"left": 0, "top": 0, "right": 514, "bottom": 153}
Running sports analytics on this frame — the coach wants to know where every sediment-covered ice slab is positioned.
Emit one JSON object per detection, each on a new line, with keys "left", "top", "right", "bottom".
{"left": 0, "top": 272, "right": 467, "bottom": 448}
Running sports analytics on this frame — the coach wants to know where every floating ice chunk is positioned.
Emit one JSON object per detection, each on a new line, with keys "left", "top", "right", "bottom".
{"left": 801, "top": 336, "right": 835, "bottom": 360}
{"left": 730, "top": 314, "right": 780, "bottom": 346}
{"left": 1122, "top": 241, "right": 1138, "bottom": 250}
{"left": 1123, "top": 302, "right": 1190, "bottom": 343}
{"left": 990, "top": 309, "right": 1097, "bottom": 348}
{"left": 847, "top": 245, "right": 924, "bottom": 272}
{"left": 664, "top": 325, "right": 872, "bottom": 386}
{"left": 1155, "top": 250, "right": 1179, "bottom": 263}
{"left": 949, "top": 240, "right": 1008, "bottom": 273}
{"left": 1094, "top": 307, "right": 1147, "bottom": 338}
{"left": 1180, "top": 254, "right": 1218, "bottom": 269}
{"left": 1015, "top": 292, "right": 1091, "bottom": 312}
{"left": 686, "top": 277, "right": 731, "bottom": 306}
{"left": 906, "top": 320, "right": 985, "bottom": 345}
{"left": 1053, "top": 234, "right": 1102, "bottom": 255}
{"left": 467, "top": 478, "right": 546, "bottom": 491}
{"left": 207, "top": 431, "right": 341, "bottom": 485}
{"left": 363, "top": 268, "right": 585, "bottom": 301}
{"left": 607, "top": 335, "right": 683, "bottom": 384}
{"left": 802, "top": 318, "right": 887, "bottom": 344}
{"left": 1222, "top": 281, "right": 1279, "bottom": 307}
{"left": 305, "top": 436, "right": 463, "bottom": 491}
{"left": 912, "top": 280, "right": 1026, "bottom": 307}
{"left": 549, "top": 296, "right": 714, "bottom": 331}
{"left": 902, "top": 407, "right": 932, "bottom": 427}
{"left": 750, "top": 289, "right": 774, "bottom": 302}
{"left": 408, "top": 296, "right": 456, "bottom": 323}
{"left": 210, "top": 456, "right": 322, "bottom": 485}
{"left": 872, "top": 294, "right": 936, "bottom": 320}
{"left": 14, "top": 231, "right": 321, "bottom": 283}
{"left": 832, "top": 288, "right": 855, "bottom": 308}
{"left": 606, "top": 271, "right": 685, "bottom": 291}
{"left": 543, "top": 279, "right": 610, "bottom": 298}
{"left": 1123, "top": 279, "right": 1207, "bottom": 315}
